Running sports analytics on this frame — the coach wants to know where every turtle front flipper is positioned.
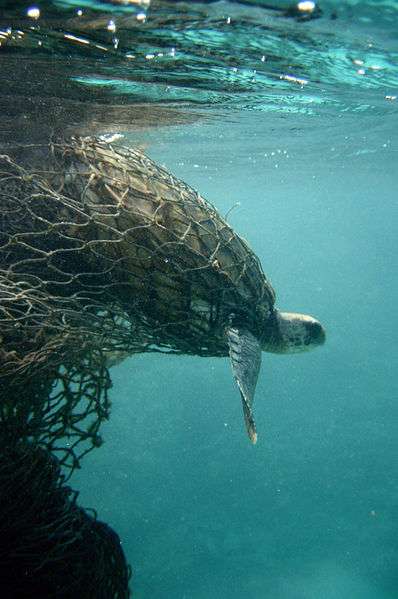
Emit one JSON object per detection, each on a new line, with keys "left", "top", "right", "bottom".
{"left": 226, "top": 327, "right": 262, "bottom": 444}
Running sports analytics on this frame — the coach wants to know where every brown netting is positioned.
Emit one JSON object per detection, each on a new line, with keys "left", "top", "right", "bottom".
{"left": 0, "top": 274, "right": 113, "bottom": 469}
{"left": 0, "top": 438, "right": 131, "bottom": 599}
{"left": 0, "top": 136, "right": 272, "bottom": 466}
{"left": 0, "top": 136, "right": 273, "bottom": 598}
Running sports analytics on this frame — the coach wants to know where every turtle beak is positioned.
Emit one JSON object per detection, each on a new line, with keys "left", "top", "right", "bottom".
{"left": 304, "top": 318, "right": 326, "bottom": 347}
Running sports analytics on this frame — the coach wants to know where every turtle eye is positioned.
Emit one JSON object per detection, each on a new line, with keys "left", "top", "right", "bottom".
{"left": 305, "top": 320, "right": 325, "bottom": 345}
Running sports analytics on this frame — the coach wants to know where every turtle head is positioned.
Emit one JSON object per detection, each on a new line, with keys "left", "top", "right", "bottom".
{"left": 262, "top": 310, "right": 325, "bottom": 354}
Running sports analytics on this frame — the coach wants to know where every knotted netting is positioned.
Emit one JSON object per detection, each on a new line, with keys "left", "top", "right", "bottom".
{"left": 0, "top": 437, "right": 131, "bottom": 599}
{"left": 0, "top": 135, "right": 271, "bottom": 465}
{"left": 0, "top": 136, "right": 272, "bottom": 598}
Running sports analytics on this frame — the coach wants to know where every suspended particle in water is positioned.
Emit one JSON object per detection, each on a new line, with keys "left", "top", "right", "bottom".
{"left": 107, "top": 20, "right": 116, "bottom": 33}
{"left": 297, "top": 1, "right": 316, "bottom": 13}
{"left": 27, "top": 6, "right": 40, "bottom": 19}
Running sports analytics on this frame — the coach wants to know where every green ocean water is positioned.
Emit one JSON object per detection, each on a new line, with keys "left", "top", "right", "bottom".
{"left": 1, "top": 0, "right": 398, "bottom": 597}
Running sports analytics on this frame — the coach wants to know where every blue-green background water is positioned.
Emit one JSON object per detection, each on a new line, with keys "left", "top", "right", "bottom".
{"left": 1, "top": 0, "right": 397, "bottom": 597}
{"left": 74, "top": 115, "right": 398, "bottom": 599}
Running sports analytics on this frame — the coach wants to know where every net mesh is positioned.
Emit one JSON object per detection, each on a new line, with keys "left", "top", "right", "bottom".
{"left": 0, "top": 272, "right": 113, "bottom": 469}
{"left": 0, "top": 136, "right": 272, "bottom": 467}
{"left": 0, "top": 135, "right": 272, "bottom": 597}
{"left": 0, "top": 438, "right": 131, "bottom": 599}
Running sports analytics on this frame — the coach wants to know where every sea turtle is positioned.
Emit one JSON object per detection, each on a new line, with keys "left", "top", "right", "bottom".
{"left": 3, "top": 137, "right": 325, "bottom": 444}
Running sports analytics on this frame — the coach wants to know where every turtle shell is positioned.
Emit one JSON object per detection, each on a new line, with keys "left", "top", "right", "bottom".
{"left": 8, "top": 137, "right": 276, "bottom": 357}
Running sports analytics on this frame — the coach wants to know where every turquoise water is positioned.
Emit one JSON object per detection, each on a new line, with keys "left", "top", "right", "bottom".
{"left": 1, "top": 0, "right": 398, "bottom": 597}
{"left": 75, "top": 115, "right": 398, "bottom": 598}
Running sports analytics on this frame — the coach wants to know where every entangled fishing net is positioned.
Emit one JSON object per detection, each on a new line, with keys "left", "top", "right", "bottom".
{"left": 0, "top": 438, "right": 131, "bottom": 599}
{"left": 0, "top": 136, "right": 269, "bottom": 598}
{"left": 0, "top": 135, "right": 270, "bottom": 464}
{"left": 0, "top": 272, "right": 113, "bottom": 468}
